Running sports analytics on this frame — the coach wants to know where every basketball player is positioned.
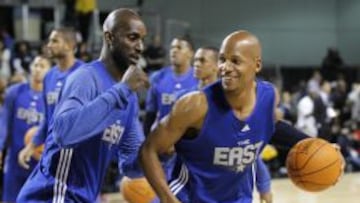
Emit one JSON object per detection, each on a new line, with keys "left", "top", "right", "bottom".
{"left": 17, "top": 8, "right": 148, "bottom": 202}
{"left": 151, "top": 46, "right": 272, "bottom": 203}
{"left": 0, "top": 56, "right": 51, "bottom": 202}
{"left": 18, "top": 27, "right": 84, "bottom": 169}
{"left": 140, "top": 30, "right": 310, "bottom": 203}
{"left": 144, "top": 36, "right": 198, "bottom": 136}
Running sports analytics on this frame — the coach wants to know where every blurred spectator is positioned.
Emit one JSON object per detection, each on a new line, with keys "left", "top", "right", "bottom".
{"left": 12, "top": 41, "right": 33, "bottom": 74}
{"left": 336, "top": 122, "right": 360, "bottom": 171}
{"left": 8, "top": 72, "right": 27, "bottom": 86}
{"left": 143, "top": 34, "right": 165, "bottom": 73}
{"left": 347, "top": 83, "right": 360, "bottom": 123}
{"left": 307, "top": 70, "right": 322, "bottom": 94}
{"left": 75, "top": 0, "right": 96, "bottom": 42}
{"left": 321, "top": 48, "right": 344, "bottom": 81}
{"left": 296, "top": 92, "right": 318, "bottom": 137}
{"left": 0, "top": 38, "right": 11, "bottom": 79}
{"left": 75, "top": 42, "right": 92, "bottom": 62}
{"left": 0, "top": 28, "right": 14, "bottom": 50}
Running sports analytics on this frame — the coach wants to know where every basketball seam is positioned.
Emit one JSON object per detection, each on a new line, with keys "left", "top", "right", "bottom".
{"left": 290, "top": 158, "right": 340, "bottom": 177}
{"left": 297, "top": 142, "right": 328, "bottom": 170}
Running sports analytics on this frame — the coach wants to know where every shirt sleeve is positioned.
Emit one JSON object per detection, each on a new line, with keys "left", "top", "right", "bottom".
{"left": 117, "top": 112, "right": 145, "bottom": 178}
{"left": 145, "top": 84, "right": 158, "bottom": 113}
{"left": 32, "top": 83, "right": 48, "bottom": 146}
{"left": 52, "top": 68, "right": 132, "bottom": 147}
{"left": 255, "top": 159, "right": 271, "bottom": 193}
{"left": 0, "top": 85, "right": 20, "bottom": 150}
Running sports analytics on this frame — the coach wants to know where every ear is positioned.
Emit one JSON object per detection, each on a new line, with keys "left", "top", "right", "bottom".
{"left": 104, "top": 31, "right": 113, "bottom": 46}
{"left": 255, "top": 57, "right": 262, "bottom": 73}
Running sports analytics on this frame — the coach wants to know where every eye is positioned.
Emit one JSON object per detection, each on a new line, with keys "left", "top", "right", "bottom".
{"left": 231, "top": 58, "right": 240, "bottom": 65}
{"left": 128, "top": 34, "right": 139, "bottom": 41}
{"left": 218, "top": 56, "right": 225, "bottom": 63}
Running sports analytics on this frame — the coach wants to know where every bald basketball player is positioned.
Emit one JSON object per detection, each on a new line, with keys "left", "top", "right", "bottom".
{"left": 140, "top": 30, "right": 312, "bottom": 203}
{"left": 17, "top": 8, "right": 148, "bottom": 202}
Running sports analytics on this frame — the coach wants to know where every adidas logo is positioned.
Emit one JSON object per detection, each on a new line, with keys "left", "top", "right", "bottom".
{"left": 241, "top": 124, "right": 250, "bottom": 132}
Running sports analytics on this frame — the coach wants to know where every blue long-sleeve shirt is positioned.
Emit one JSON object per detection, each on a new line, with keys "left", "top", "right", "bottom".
{"left": 32, "top": 60, "right": 83, "bottom": 146}
{"left": 17, "top": 60, "right": 144, "bottom": 203}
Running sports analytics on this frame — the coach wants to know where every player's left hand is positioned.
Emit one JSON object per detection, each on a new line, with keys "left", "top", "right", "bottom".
{"left": 259, "top": 191, "right": 272, "bottom": 203}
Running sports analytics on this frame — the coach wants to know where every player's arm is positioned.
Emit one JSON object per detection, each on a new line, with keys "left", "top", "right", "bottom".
{"left": 272, "top": 87, "right": 310, "bottom": 147}
{"left": 140, "top": 91, "right": 207, "bottom": 202}
{"left": 256, "top": 159, "right": 272, "bottom": 203}
{"left": 0, "top": 85, "right": 19, "bottom": 168}
{"left": 52, "top": 68, "right": 133, "bottom": 147}
{"left": 143, "top": 83, "right": 158, "bottom": 136}
{"left": 117, "top": 115, "right": 145, "bottom": 178}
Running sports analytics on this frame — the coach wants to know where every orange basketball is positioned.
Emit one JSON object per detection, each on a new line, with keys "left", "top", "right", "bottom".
{"left": 122, "top": 177, "right": 156, "bottom": 203}
{"left": 286, "top": 138, "right": 344, "bottom": 192}
{"left": 24, "top": 126, "right": 44, "bottom": 161}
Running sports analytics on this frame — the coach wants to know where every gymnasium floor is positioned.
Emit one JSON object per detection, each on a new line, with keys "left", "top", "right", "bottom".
{"left": 101, "top": 172, "right": 360, "bottom": 203}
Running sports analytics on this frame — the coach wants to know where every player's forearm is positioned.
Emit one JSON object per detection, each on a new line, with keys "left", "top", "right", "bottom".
{"left": 256, "top": 159, "right": 271, "bottom": 193}
{"left": 272, "top": 120, "right": 310, "bottom": 148}
{"left": 139, "top": 142, "right": 175, "bottom": 201}
{"left": 53, "top": 85, "right": 132, "bottom": 147}
{"left": 31, "top": 121, "right": 47, "bottom": 146}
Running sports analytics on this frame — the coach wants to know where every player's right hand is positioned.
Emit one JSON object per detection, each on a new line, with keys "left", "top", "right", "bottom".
{"left": 18, "top": 143, "right": 35, "bottom": 169}
{"left": 260, "top": 191, "right": 273, "bottom": 203}
{"left": 121, "top": 65, "right": 149, "bottom": 91}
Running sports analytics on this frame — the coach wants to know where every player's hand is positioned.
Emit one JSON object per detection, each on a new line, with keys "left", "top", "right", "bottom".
{"left": 18, "top": 143, "right": 35, "bottom": 169}
{"left": 260, "top": 191, "right": 273, "bottom": 203}
{"left": 122, "top": 65, "right": 149, "bottom": 91}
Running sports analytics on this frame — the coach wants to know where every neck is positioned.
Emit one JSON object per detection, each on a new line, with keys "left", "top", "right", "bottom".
{"left": 99, "top": 47, "right": 123, "bottom": 81}
{"left": 225, "top": 81, "right": 256, "bottom": 111}
{"left": 173, "top": 62, "right": 191, "bottom": 75}
{"left": 30, "top": 80, "right": 43, "bottom": 92}
{"left": 198, "top": 74, "right": 218, "bottom": 89}
{"left": 56, "top": 54, "right": 76, "bottom": 72}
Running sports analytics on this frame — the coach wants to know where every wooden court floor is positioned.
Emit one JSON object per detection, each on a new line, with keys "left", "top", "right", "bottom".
{"left": 102, "top": 172, "right": 360, "bottom": 203}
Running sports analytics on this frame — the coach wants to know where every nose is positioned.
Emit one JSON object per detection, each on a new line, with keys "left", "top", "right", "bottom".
{"left": 219, "top": 60, "right": 233, "bottom": 74}
{"left": 135, "top": 40, "right": 144, "bottom": 53}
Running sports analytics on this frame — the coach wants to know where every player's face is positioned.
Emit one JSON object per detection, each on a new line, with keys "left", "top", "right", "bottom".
{"left": 169, "top": 39, "right": 192, "bottom": 67}
{"left": 30, "top": 56, "right": 51, "bottom": 83}
{"left": 218, "top": 39, "right": 259, "bottom": 93}
{"left": 47, "top": 31, "right": 72, "bottom": 59}
{"left": 193, "top": 49, "right": 217, "bottom": 80}
{"left": 109, "top": 18, "right": 147, "bottom": 71}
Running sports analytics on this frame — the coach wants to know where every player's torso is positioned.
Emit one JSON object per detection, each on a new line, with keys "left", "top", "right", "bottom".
{"left": 11, "top": 84, "right": 44, "bottom": 153}
{"left": 40, "top": 61, "right": 134, "bottom": 200}
{"left": 154, "top": 67, "right": 198, "bottom": 119}
{"left": 45, "top": 61, "right": 83, "bottom": 121}
{"left": 175, "top": 81, "right": 275, "bottom": 202}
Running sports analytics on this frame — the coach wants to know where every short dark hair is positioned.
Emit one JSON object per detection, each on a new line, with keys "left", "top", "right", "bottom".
{"left": 174, "top": 34, "right": 194, "bottom": 51}
{"left": 53, "top": 27, "right": 77, "bottom": 46}
{"left": 200, "top": 46, "right": 219, "bottom": 61}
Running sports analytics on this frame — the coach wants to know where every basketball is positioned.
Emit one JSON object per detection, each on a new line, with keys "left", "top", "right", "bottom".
{"left": 286, "top": 138, "right": 344, "bottom": 192}
{"left": 121, "top": 177, "right": 156, "bottom": 203}
{"left": 24, "top": 126, "right": 44, "bottom": 161}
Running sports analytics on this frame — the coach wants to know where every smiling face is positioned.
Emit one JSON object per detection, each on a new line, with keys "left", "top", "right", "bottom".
{"left": 218, "top": 31, "right": 262, "bottom": 94}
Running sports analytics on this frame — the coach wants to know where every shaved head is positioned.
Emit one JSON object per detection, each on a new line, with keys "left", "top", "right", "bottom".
{"left": 219, "top": 30, "right": 263, "bottom": 93}
{"left": 103, "top": 8, "right": 141, "bottom": 33}
{"left": 221, "top": 30, "right": 261, "bottom": 60}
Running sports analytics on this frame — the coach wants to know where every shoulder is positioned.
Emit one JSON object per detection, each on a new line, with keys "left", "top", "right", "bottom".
{"left": 149, "top": 66, "right": 171, "bottom": 83}
{"left": 65, "top": 65, "right": 96, "bottom": 87}
{"left": 6, "top": 82, "right": 27, "bottom": 96}
{"left": 171, "top": 91, "right": 208, "bottom": 127}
